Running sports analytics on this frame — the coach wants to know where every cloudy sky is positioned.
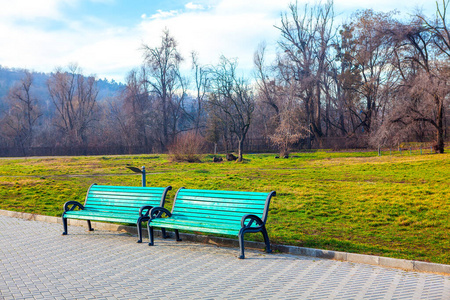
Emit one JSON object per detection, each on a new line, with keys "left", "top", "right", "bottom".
{"left": 0, "top": 0, "right": 438, "bottom": 83}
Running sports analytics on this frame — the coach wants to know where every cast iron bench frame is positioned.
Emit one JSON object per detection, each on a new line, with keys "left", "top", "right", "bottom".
{"left": 147, "top": 187, "right": 276, "bottom": 259}
{"left": 62, "top": 184, "right": 172, "bottom": 243}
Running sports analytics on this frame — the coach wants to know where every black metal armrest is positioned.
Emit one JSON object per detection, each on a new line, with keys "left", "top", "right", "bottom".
{"left": 139, "top": 206, "right": 153, "bottom": 218}
{"left": 63, "top": 201, "right": 84, "bottom": 212}
{"left": 149, "top": 207, "right": 172, "bottom": 219}
{"left": 241, "top": 214, "right": 264, "bottom": 229}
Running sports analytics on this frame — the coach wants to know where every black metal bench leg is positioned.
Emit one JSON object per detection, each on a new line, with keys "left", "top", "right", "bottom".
{"left": 148, "top": 225, "right": 154, "bottom": 246}
{"left": 137, "top": 219, "right": 143, "bottom": 243}
{"left": 175, "top": 229, "right": 182, "bottom": 241}
{"left": 87, "top": 220, "right": 94, "bottom": 231}
{"left": 238, "top": 230, "right": 245, "bottom": 259}
{"left": 62, "top": 217, "right": 68, "bottom": 235}
{"left": 261, "top": 226, "right": 272, "bottom": 253}
{"left": 162, "top": 228, "right": 169, "bottom": 239}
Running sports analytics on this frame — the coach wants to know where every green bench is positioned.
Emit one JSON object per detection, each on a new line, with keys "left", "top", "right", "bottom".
{"left": 147, "top": 187, "right": 276, "bottom": 259}
{"left": 62, "top": 184, "right": 172, "bottom": 243}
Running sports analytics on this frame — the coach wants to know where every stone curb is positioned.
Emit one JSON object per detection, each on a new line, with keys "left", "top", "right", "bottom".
{"left": 1, "top": 209, "right": 449, "bottom": 275}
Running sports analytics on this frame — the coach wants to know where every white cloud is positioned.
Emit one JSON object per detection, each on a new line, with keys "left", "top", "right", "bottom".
{"left": 0, "top": 0, "right": 439, "bottom": 83}
{"left": 185, "top": 2, "right": 204, "bottom": 10}
{"left": 150, "top": 9, "right": 179, "bottom": 20}
{"left": 138, "top": 0, "right": 292, "bottom": 75}
{"left": 0, "top": 0, "right": 65, "bottom": 20}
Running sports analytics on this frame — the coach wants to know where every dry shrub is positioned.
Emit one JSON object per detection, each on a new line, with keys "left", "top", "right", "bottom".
{"left": 168, "top": 132, "right": 206, "bottom": 162}
{"left": 269, "top": 109, "right": 308, "bottom": 157}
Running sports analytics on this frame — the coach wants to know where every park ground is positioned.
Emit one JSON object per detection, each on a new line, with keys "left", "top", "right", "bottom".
{"left": 0, "top": 150, "right": 448, "bottom": 264}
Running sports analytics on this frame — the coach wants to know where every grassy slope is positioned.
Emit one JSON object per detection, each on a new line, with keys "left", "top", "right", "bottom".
{"left": 0, "top": 151, "right": 448, "bottom": 264}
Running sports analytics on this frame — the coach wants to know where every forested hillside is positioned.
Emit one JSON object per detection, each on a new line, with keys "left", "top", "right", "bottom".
{"left": 0, "top": 66, "right": 124, "bottom": 103}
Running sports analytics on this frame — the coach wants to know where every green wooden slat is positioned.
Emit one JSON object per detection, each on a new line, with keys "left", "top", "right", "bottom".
{"left": 64, "top": 214, "right": 139, "bottom": 224}
{"left": 89, "top": 193, "right": 160, "bottom": 199}
{"left": 89, "top": 191, "right": 162, "bottom": 197}
{"left": 85, "top": 203, "right": 146, "bottom": 209}
{"left": 85, "top": 200, "right": 154, "bottom": 207}
{"left": 172, "top": 209, "right": 263, "bottom": 219}
{"left": 173, "top": 199, "right": 265, "bottom": 210}
{"left": 65, "top": 209, "right": 138, "bottom": 216}
{"left": 84, "top": 206, "right": 145, "bottom": 211}
{"left": 65, "top": 212, "right": 137, "bottom": 220}
{"left": 88, "top": 197, "right": 158, "bottom": 203}
{"left": 172, "top": 214, "right": 243, "bottom": 224}
{"left": 177, "top": 193, "right": 267, "bottom": 202}
{"left": 87, "top": 198, "right": 153, "bottom": 203}
{"left": 173, "top": 207, "right": 263, "bottom": 219}
{"left": 174, "top": 212, "right": 244, "bottom": 221}
{"left": 82, "top": 207, "right": 141, "bottom": 213}
{"left": 180, "top": 189, "right": 269, "bottom": 197}
{"left": 91, "top": 185, "right": 166, "bottom": 192}
{"left": 150, "top": 219, "right": 240, "bottom": 235}
{"left": 173, "top": 207, "right": 263, "bottom": 218}
{"left": 175, "top": 198, "right": 266, "bottom": 205}
{"left": 65, "top": 210, "right": 140, "bottom": 220}
{"left": 88, "top": 195, "right": 160, "bottom": 201}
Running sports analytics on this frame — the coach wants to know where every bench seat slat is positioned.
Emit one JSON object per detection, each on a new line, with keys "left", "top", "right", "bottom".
{"left": 65, "top": 209, "right": 138, "bottom": 217}
{"left": 89, "top": 195, "right": 162, "bottom": 200}
{"left": 89, "top": 192, "right": 163, "bottom": 198}
{"left": 86, "top": 199, "right": 155, "bottom": 204}
{"left": 90, "top": 185, "right": 167, "bottom": 191}
{"left": 172, "top": 208, "right": 263, "bottom": 219}
{"left": 169, "top": 214, "right": 261, "bottom": 226}
{"left": 150, "top": 218, "right": 240, "bottom": 235}
{"left": 85, "top": 200, "right": 155, "bottom": 207}
{"left": 64, "top": 213, "right": 139, "bottom": 224}
{"left": 181, "top": 189, "right": 269, "bottom": 197}
{"left": 173, "top": 201, "right": 265, "bottom": 211}
{"left": 176, "top": 194, "right": 267, "bottom": 203}
{"left": 81, "top": 207, "right": 143, "bottom": 214}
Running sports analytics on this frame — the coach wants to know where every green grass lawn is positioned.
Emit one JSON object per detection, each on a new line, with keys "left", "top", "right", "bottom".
{"left": 0, "top": 151, "right": 449, "bottom": 264}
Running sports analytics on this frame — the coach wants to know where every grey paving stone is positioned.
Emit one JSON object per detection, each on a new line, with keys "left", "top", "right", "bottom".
{"left": 0, "top": 215, "right": 449, "bottom": 299}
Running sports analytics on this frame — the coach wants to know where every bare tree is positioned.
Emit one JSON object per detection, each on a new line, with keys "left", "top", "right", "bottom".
{"left": 122, "top": 68, "right": 152, "bottom": 149}
{"left": 1, "top": 71, "right": 41, "bottom": 154}
{"left": 326, "top": 24, "right": 362, "bottom": 137}
{"left": 269, "top": 102, "right": 308, "bottom": 157}
{"left": 254, "top": 43, "right": 281, "bottom": 119}
{"left": 141, "top": 29, "right": 185, "bottom": 150}
{"left": 276, "top": 0, "right": 336, "bottom": 148}
{"left": 384, "top": 3, "right": 449, "bottom": 153}
{"left": 190, "top": 51, "right": 210, "bottom": 134}
{"left": 208, "top": 56, "right": 255, "bottom": 162}
{"left": 342, "top": 10, "right": 399, "bottom": 135}
{"left": 47, "top": 64, "right": 98, "bottom": 147}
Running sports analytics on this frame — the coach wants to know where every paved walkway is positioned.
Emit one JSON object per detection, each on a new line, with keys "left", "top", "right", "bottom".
{"left": 0, "top": 215, "right": 449, "bottom": 299}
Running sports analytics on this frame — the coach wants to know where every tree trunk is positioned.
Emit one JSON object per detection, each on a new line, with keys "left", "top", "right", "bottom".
{"left": 436, "top": 99, "right": 445, "bottom": 153}
{"left": 237, "top": 138, "right": 244, "bottom": 162}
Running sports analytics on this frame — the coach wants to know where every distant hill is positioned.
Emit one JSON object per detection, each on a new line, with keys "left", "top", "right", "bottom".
{"left": 0, "top": 66, "right": 125, "bottom": 107}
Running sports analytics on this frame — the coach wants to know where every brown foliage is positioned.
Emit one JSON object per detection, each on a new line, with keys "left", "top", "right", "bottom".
{"left": 168, "top": 131, "right": 206, "bottom": 162}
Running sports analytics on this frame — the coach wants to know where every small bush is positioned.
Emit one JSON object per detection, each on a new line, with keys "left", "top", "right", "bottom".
{"left": 168, "top": 132, "right": 206, "bottom": 162}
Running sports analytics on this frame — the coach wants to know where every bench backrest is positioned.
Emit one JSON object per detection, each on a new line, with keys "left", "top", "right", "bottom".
{"left": 171, "top": 188, "right": 276, "bottom": 224}
{"left": 84, "top": 184, "right": 171, "bottom": 214}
